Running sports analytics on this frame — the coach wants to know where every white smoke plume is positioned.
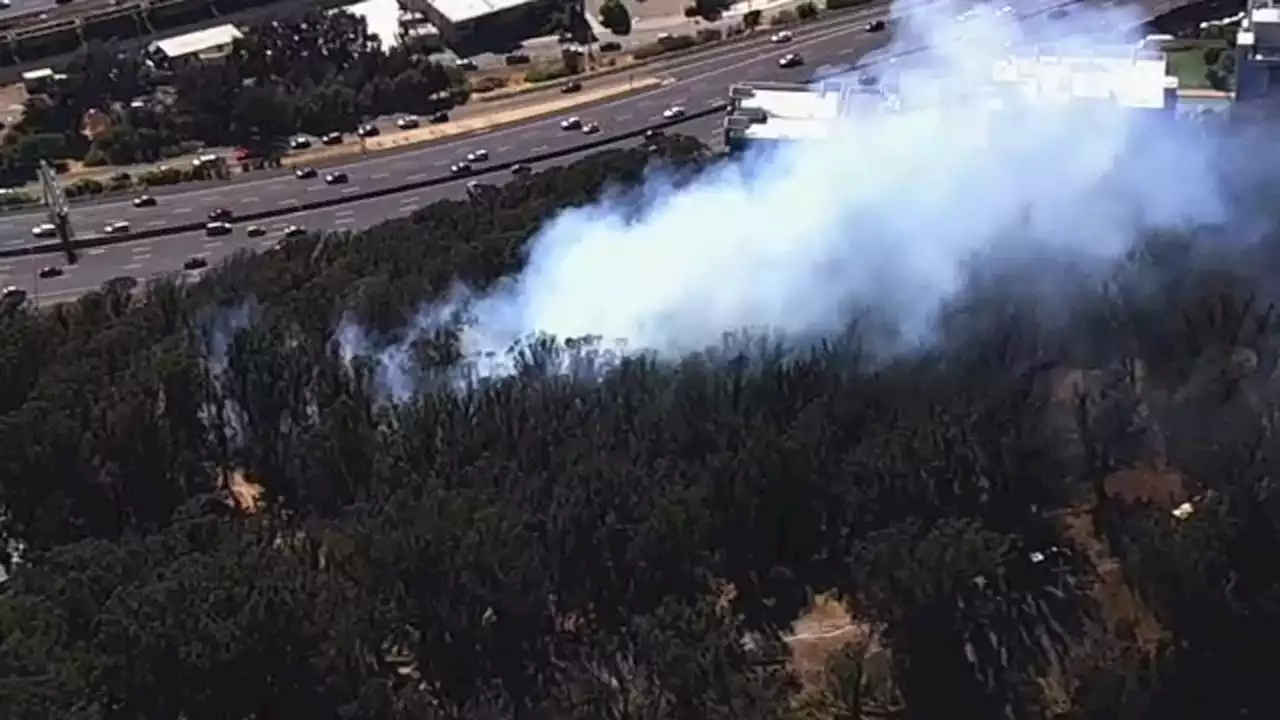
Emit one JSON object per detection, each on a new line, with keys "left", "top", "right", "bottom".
{"left": 344, "top": 0, "right": 1233, "bottom": 393}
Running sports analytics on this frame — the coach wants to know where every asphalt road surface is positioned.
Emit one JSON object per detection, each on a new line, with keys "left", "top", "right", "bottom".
{"left": 0, "top": 4, "right": 905, "bottom": 250}
{"left": 3, "top": 0, "right": 1177, "bottom": 304}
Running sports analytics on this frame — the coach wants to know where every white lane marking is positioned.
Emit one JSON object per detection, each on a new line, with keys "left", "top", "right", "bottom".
{"left": 241, "top": 197, "right": 260, "bottom": 203}
{"left": 203, "top": 241, "right": 223, "bottom": 249}
{"left": 335, "top": 209, "right": 355, "bottom": 218}
{"left": 430, "top": 159, "right": 447, "bottom": 167}
{"left": 334, "top": 217, "right": 354, "bottom": 225}
{"left": 131, "top": 245, "right": 151, "bottom": 254}
{"left": 122, "top": 262, "right": 143, "bottom": 270}
{"left": 496, "top": 145, "right": 513, "bottom": 152}
{"left": 408, "top": 173, "right": 426, "bottom": 180}
{"left": 340, "top": 187, "right": 361, "bottom": 194}
{"left": 277, "top": 200, "right": 293, "bottom": 206}
{"left": 144, "top": 219, "right": 166, "bottom": 227}
{"left": 133, "top": 253, "right": 152, "bottom": 261}
{"left": 371, "top": 172, "right": 389, "bottom": 179}
{"left": 171, "top": 208, "right": 192, "bottom": 214}
{"left": 531, "top": 144, "right": 549, "bottom": 152}
{"left": 87, "top": 248, "right": 106, "bottom": 255}
{"left": 400, "top": 205, "right": 418, "bottom": 213}
{"left": 194, "top": 250, "right": 211, "bottom": 258}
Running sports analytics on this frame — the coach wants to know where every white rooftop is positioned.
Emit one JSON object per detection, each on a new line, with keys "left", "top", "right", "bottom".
{"left": 149, "top": 24, "right": 244, "bottom": 59}
{"left": 990, "top": 51, "right": 1175, "bottom": 110}
{"left": 425, "top": 0, "right": 539, "bottom": 24}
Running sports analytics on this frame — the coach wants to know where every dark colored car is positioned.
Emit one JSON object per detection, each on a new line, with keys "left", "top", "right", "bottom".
{"left": 599, "top": 41, "right": 622, "bottom": 52}
{"left": 429, "top": 111, "right": 450, "bottom": 124}
{"left": 183, "top": 256, "right": 209, "bottom": 270}
{"left": 208, "top": 207, "right": 232, "bottom": 221}
{"left": 322, "top": 132, "right": 344, "bottom": 145}
{"left": 295, "top": 166, "right": 317, "bottom": 179}
{"left": 38, "top": 266, "right": 63, "bottom": 279}
{"left": 561, "top": 81, "right": 583, "bottom": 94}
{"left": 866, "top": 19, "right": 886, "bottom": 32}
{"left": 132, "top": 194, "right": 156, "bottom": 208}
{"left": 324, "top": 171, "right": 349, "bottom": 185}
{"left": 511, "top": 163, "right": 532, "bottom": 176}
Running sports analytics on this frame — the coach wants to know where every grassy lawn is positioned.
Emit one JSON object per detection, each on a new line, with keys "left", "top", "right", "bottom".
{"left": 1165, "top": 42, "right": 1233, "bottom": 92}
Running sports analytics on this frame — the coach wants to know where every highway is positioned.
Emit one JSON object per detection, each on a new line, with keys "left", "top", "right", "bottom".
{"left": 0, "top": 6, "right": 903, "bottom": 250}
{"left": 0, "top": 0, "right": 1173, "bottom": 304}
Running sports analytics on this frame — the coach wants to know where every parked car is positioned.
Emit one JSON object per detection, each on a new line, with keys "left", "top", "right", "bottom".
{"left": 429, "top": 111, "right": 450, "bottom": 124}
{"left": 290, "top": 136, "right": 312, "bottom": 149}
{"left": 356, "top": 123, "right": 379, "bottom": 138}
{"left": 321, "top": 132, "right": 344, "bottom": 145}
{"left": 397, "top": 115, "right": 420, "bottom": 130}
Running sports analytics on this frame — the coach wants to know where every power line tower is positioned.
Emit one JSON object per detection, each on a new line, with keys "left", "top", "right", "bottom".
{"left": 37, "top": 159, "right": 77, "bottom": 265}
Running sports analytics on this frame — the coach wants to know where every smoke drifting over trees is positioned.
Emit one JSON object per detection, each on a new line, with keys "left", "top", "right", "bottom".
{"left": 6, "top": 2, "right": 1280, "bottom": 719}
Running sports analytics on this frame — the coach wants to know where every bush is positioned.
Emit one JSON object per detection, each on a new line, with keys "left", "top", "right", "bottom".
{"left": 771, "top": 9, "right": 797, "bottom": 25}
{"left": 743, "top": 8, "right": 762, "bottom": 28}
{"left": 0, "top": 190, "right": 35, "bottom": 207}
{"left": 525, "top": 65, "right": 574, "bottom": 84}
{"left": 657, "top": 33, "right": 697, "bottom": 52}
{"left": 684, "top": 4, "right": 700, "bottom": 17}
{"left": 796, "top": 1, "right": 818, "bottom": 20}
{"left": 632, "top": 42, "right": 666, "bottom": 60}
{"left": 66, "top": 178, "right": 106, "bottom": 198}
{"left": 82, "top": 147, "right": 108, "bottom": 167}
{"left": 107, "top": 172, "right": 132, "bottom": 191}
{"left": 1203, "top": 47, "right": 1223, "bottom": 66}
{"left": 696, "top": 27, "right": 723, "bottom": 43}
{"left": 470, "top": 76, "right": 509, "bottom": 93}
{"left": 600, "top": 0, "right": 632, "bottom": 35}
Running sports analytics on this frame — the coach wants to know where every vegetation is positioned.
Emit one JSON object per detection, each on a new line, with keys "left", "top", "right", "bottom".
{"left": 600, "top": 0, "right": 634, "bottom": 35}
{"left": 0, "top": 10, "right": 464, "bottom": 185}
{"left": 2, "top": 129, "right": 1280, "bottom": 720}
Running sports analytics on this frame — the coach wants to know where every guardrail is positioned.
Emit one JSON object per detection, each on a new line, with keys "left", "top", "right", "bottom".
{"left": 0, "top": 0, "right": 1204, "bottom": 260}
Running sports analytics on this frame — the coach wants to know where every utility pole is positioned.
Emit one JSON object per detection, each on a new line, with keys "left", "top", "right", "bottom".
{"left": 37, "top": 160, "right": 76, "bottom": 265}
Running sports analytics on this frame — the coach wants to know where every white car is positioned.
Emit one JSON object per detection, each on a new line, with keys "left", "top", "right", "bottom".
{"left": 30, "top": 223, "right": 56, "bottom": 238}
{"left": 662, "top": 105, "right": 686, "bottom": 119}
{"left": 396, "top": 115, "right": 420, "bottom": 130}
{"left": 770, "top": 31, "right": 793, "bottom": 43}
{"left": 284, "top": 224, "right": 306, "bottom": 237}
{"left": 204, "top": 221, "right": 233, "bottom": 237}
{"left": 560, "top": 116, "right": 582, "bottom": 131}
{"left": 103, "top": 220, "right": 130, "bottom": 235}
{"left": 466, "top": 149, "right": 489, "bottom": 162}
{"left": 581, "top": 121, "right": 601, "bottom": 134}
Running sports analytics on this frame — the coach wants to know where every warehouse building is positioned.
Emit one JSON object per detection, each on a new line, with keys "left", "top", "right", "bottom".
{"left": 1236, "top": 0, "right": 1280, "bottom": 99}
{"left": 400, "top": 0, "right": 558, "bottom": 50}
{"left": 723, "top": 46, "right": 1179, "bottom": 153}
{"left": 146, "top": 23, "right": 243, "bottom": 67}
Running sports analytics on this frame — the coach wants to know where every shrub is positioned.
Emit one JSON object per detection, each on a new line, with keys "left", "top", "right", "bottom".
{"left": 657, "top": 33, "right": 697, "bottom": 51}
{"left": 796, "top": 1, "right": 818, "bottom": 20}
{"left": 632, "top": 42, "right": 666, "bottom": 60}
{"left": 470, "top": 76, "right": 509, "bottom": 93}
{"left": 66, "top": 178, "right": 105, "bottom": 198}
{"left": 0, "top": 190, "right": 35, "bottom": 207}
{"left": 696, "top": 27, "right": 723, "bottom": 43}
{"left": 82, "top": 148, "right": 108, "bottom": 167}
{"left": 525, "top": 65, "right": 574, "bottom": 83}
{"left": 771, "top": 9, "right": 797, "bottom": 25}
{"left": 743, "top": 8, "right": 762, "bottom": 28}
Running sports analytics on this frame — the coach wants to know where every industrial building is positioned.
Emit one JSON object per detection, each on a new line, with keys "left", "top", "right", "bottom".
{"left": 146, "top": 23, "right": 243, "bottom": 66}
{"left": 399, "top": 0, "right": 557, "bottom": 49}
{"left": 723, "top": 46, "right": 1180, "bottom": 152}
{"left": 1235, "top": 0, "right": 1280, "bottom": 99}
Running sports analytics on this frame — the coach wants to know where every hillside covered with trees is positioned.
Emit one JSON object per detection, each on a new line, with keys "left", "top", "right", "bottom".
{"left": 2, "top": 133, "right": 1280, "bottom": 719}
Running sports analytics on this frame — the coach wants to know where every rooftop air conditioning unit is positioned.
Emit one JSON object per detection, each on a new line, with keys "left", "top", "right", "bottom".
{"left": 729, "top": 84, "right": 757, "bottom": 99}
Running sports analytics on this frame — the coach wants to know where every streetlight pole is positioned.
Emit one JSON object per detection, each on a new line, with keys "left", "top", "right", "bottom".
{"left": 37, "top": 159, "right": 76, "bottom": 265}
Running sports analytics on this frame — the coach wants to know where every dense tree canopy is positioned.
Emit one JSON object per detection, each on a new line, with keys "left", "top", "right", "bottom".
{"left": 0, "top": 10, "right": 463, "bottom": 184}
{"left": 1, "top": 131, "right": 1279, "bottom": 719}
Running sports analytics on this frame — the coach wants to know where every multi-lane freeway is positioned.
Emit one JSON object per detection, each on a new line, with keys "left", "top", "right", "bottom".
{"left": 0, "top": 0, "right": 1176, "bottom": 305}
